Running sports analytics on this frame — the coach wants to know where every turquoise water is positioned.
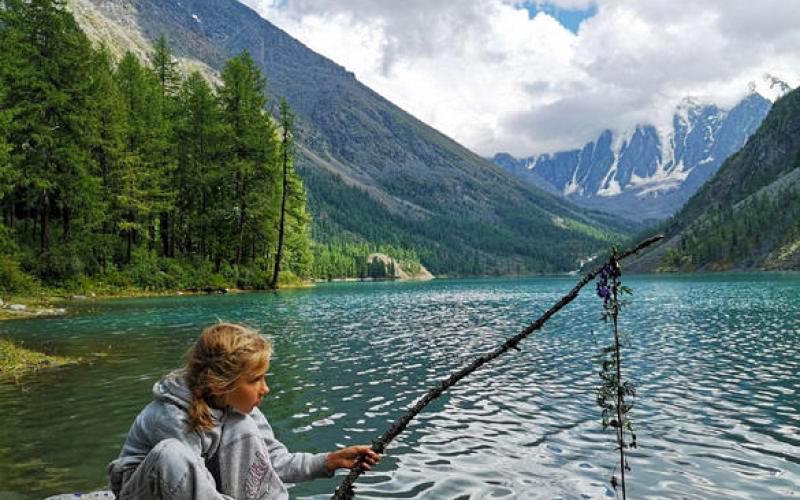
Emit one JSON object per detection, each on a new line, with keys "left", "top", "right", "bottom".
{"left": 0, "top": 274, "right": 798, "bottom": 499}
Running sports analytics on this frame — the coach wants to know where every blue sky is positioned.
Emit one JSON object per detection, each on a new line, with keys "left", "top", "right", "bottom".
{"left": 522, "top": 2, "right": 597, "bottom": 33}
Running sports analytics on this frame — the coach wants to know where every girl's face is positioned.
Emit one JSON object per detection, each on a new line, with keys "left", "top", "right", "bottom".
{"left": 225, "top": 363, "right": 270, "bottom": 414}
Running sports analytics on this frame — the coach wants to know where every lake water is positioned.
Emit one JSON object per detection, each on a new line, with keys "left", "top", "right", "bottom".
{"left": 0, "top": 274, "right": 798, "bottom": 499}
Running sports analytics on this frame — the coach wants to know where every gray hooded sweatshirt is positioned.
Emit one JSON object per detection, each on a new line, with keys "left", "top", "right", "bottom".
{"left": 108, "top": 370, "right": 331, "bottom": 498}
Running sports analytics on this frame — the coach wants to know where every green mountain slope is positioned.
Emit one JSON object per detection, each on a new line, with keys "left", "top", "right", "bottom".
{"left": 69, "top": 0, "right": 635, "bottom": 275}
{"left": 628, "top": 87, "right": 800, "bottom": 272}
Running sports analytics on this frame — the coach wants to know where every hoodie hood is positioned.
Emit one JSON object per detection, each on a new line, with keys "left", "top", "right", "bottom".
{"left": 153, "top": 369, "right": 225, "bottom": 421}
{"left": 153, "top": 369, "right": 194, "bottom": 410}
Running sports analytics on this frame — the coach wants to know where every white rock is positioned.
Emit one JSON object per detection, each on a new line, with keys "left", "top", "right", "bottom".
{"left": 9, "top": 304, "right": 26, "bottom": 311}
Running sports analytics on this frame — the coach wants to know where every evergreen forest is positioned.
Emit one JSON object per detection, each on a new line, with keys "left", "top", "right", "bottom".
{"left": 659, "top": 188, "right": 800, "bottom": 271}
{"left": 0, "top": 0, "right": 326, "bottom": 293}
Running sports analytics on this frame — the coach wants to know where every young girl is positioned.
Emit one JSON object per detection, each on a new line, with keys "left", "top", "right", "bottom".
{"left": 108, "top": 322, "right": 380, "bottom": 499}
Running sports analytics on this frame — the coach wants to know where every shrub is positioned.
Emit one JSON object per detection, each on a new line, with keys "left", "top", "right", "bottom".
{"left": 0, "top": 254, "right": 38, "bottom": 294}
{"left": 128, "top": 249, "right": 168, "bottom": 290}
{"left": 36, "top": 246, "right": 84, "bottom": 282}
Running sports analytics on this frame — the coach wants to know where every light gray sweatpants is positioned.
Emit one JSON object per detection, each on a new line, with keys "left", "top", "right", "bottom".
{"left": 117, "top": 412, "right": 288, "bottom": 500}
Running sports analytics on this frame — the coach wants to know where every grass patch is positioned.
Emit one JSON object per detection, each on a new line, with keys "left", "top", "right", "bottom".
{"left": 0, "top": 338, "right": 80, "bottom": 381}
{"left": 555, "top": 216, "right": 625, "bottom": 243}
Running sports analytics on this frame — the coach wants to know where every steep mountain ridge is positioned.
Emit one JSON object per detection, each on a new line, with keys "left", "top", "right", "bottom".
{"left": 493, "top": 94, "right": 771, "bottom": 222}
{"left": 66, "top": 0, "right": 219, "bottom": 82}
{"left": 68, "top": 0, "right": 634, "bottom": 274}
{"left": 627, "top": 86, "right": 800, "bottom": 272}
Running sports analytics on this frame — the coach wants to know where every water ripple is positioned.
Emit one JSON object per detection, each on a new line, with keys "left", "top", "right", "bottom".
{"left": 0, "top": 275, "right": 798, "bottom": 498}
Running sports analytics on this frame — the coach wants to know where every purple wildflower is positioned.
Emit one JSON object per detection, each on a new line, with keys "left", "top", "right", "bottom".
{"left": 596, "top": 266, "right": 613, "bottom": 304}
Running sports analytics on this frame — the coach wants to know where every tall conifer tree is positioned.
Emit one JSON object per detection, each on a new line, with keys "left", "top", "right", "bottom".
{"left": 218, "top": 50, "right": 278, "bottom": 268}
{"left": 149, "top": 34, "right": 180, "bottom": 257}
{"left": 271, "top": 99, "right": 293, "bottom": 288}
{"left": 151, "top": 35, "right": 180, "bottom": 98}
{"left": 114, "top": 51, "right": 165, "bottom": 262}
{"left": 85, "top": 45, "right": 128, "bottom": 269}
{"left": 175, "top": 71, "right": 228, "bottom": 262}
{"left": 0, "top": 87, "right": 13, "bottom": 211}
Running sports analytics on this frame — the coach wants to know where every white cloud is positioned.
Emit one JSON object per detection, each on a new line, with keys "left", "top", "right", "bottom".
{"left": 239, "top": 0, "right": 800, "bottom": 157}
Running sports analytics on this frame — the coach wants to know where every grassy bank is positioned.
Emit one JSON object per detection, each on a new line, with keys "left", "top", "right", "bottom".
{"left": 0, "top": 338, "right": 80, "bottom": 381}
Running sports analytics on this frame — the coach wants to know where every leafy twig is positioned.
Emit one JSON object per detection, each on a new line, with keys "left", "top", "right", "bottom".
{"left": 596, "top": 252, "right": 636, "bottom": 499}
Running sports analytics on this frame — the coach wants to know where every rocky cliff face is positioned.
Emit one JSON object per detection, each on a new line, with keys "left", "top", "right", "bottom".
{"left": 627, "top": 87, "right": 800, "bottom": 272}
{"left": 367, "top": 253, "right": 434, "bottom": 281}
{"left": 493, "top": 93, "right": 772, "bottom": 222}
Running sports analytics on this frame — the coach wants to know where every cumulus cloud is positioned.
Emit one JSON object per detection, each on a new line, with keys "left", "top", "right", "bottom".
{"left": 239, "top": 0, "right": 800, "bottom": 157}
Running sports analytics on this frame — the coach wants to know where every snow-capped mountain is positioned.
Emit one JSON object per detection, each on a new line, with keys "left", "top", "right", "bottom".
{"left": 493, "top": 93, "right": 772, "bottom": 222}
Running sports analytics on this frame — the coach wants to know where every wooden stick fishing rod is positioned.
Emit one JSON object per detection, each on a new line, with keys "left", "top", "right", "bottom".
{"left": 331, "top": 235, "right": 664, "bottom": 499}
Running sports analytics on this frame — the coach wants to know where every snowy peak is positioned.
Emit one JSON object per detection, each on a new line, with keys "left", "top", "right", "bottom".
{"left": 492, "top": 93, "right": 772, "bottom": 222}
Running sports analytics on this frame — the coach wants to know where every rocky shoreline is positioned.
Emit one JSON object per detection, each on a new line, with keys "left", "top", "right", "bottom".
{"left": 0, "top": 297, "right": 67, "bottom": 320}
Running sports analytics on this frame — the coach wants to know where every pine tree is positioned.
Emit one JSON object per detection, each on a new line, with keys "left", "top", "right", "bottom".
{"left": 83, "top": 45, "right": 127, "bottom": 270}
{"left": 114, "top": 51, "right": 165, "bottom": 262}
{"left": 0, "top": 86, "right": 13, "bottom": 209}
{"left": 283, "top": 171, "right": 313, "bottom": 279}
{"left": 0, "top": 8, "right": 318, "bottom": 289}
{"left": 271, "top": 99, "right": 294, "bottom": 288}
{"left": 0, "top": 8, "right": 17, "bottom": 214}
{"left": 174, "top": 71, "right": 229, "bottom": 262}
{"left": 150, "top": 35, "right": 180, "bottom": 98}
{"left": 0, "top": 86, "right": 16, "bottom": 271}
{"left": 149, "top": 34, "right": 180, "bottom": 257}
{"left": 218, "top": 50, "right": 278, "bottom": 268}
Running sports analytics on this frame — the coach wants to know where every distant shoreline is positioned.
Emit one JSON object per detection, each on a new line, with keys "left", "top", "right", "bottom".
{"left": 0, "top": 285, "right": 305, "bottom": 321}
{"left": 4, "top": 269, "right": 797, "bottom": 321}
{"left": 0, "top": 274, "right": 439, "bottom": 321}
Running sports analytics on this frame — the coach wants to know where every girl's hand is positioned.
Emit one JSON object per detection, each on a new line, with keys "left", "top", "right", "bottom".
{"left": 326, "top": 445, "right": 381, "bottom": 473}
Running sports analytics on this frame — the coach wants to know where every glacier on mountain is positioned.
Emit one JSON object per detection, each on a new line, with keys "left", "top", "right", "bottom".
{"left": 492, "top": 92, "right": 772, "bottom": 222}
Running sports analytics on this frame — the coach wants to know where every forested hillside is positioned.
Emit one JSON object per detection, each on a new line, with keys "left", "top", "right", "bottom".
{"left": 66, "top": 0, "right": 635, "bottom": 276}
{"left": 628, "top": 86, "right": 800, "bottom": 272}
{"left": 0, "top": 0, "right": 314, "bottom": 293}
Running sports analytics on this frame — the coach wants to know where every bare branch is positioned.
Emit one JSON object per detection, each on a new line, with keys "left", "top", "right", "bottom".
{"left": 331, "top": 235, "right": 663, "bottom": 499}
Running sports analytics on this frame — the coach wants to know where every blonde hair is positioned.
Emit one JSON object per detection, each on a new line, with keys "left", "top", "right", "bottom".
{"left": 185, "top": 322, "right": 272, "bottom": 432}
